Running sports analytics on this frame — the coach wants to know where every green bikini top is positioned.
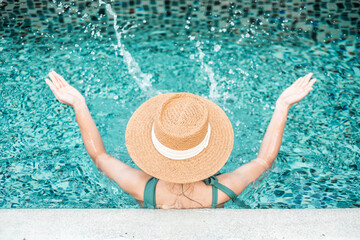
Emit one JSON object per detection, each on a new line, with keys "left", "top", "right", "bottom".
{"left": 143, "top": 174, "right": 238, "bottom": 209}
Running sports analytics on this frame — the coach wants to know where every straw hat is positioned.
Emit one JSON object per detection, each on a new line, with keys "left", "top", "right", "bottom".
{"left": 125, "top": 92, "right": 234, "bottom": 184}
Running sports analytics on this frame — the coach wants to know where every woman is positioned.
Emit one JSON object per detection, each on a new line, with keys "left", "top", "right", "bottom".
{"left": 45, "top": 71, "right": 317, "bottom": 209}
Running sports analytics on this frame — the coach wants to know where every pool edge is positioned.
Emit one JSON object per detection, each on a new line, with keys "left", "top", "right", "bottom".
{"left": 0, "top": 208, "right": 359, "bottom": 239}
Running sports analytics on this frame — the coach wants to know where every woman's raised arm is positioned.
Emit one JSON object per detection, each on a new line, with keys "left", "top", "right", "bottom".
{"left": 45, "top": 71, "right": 150, "bottom": 200}
{"left": 46, "top": 71, "right": 106, "bottom": 166}
{"left": 221, "top": 73, "right": 317, "bottom": 197}
{"left": 256, "top": 72, "right": 317, "bottom": 169}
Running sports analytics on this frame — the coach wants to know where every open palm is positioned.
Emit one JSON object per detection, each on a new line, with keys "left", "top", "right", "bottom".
{"left": 45, "top": 71, "right": 85, "bottom": 107}
{"left": 277, "top": 73, "right": 317, "bottom": 108}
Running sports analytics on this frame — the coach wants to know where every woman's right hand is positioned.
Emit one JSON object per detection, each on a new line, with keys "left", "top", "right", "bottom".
{"left": 276, "top": 73, "right": 317, "bottom": 109}
{"left": 45, "top": 71, "right": 85, "bottom": 108}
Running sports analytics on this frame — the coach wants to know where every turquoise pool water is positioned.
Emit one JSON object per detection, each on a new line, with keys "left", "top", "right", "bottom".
{"left": 1, "top": 1, "right": 359, "bottom": 209}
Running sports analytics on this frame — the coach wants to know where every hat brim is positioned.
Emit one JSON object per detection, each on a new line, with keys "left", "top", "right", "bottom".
{"left": 125, "top": 93, "right": 234, "bottom": 184}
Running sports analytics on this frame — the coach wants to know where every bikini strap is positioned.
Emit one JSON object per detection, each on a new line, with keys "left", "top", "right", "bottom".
{"left": 204, "top": 175, "right": 238, "bottom": 208}
{"left": 143, "top": 177, "right": 159, "bottom": 209}
{"left": 210, "top": 185, "right": 218, "bottom": 208}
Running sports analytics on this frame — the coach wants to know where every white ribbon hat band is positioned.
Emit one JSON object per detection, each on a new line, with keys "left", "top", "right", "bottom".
{"left": 151, "top": 123, "right": 211, "bottom": 160}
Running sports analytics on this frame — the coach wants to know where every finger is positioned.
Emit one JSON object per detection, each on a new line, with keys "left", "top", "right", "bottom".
{"left": 309, "top": 78, "right": 317, "bottom": 87}
{"left": 49, "top": 72, "right": 60, "bottom": 88}
{"left": 300, "top": 72, "right": 313, "bottom": 88}
{"left": 46, "top": 79, "right": 62, "bottom": 102}
{"left": 55, "top": 72, "right": 70, "bottom": 86}
{"left": 298, "top": 73, "right": 309, "bottom": 87}
{"left": 304, "top": 87, "right": 313, "bottom": 95}
{"left": 304, "top": 72, "right": 314, "bottom": 82}
{"left": 53, "top": 71, "right": 66, "bottom": 87}
{"left": 45, "top": 78, "right": 59, "bottom": 94}
{"left": 293, "top": 77, "right": 303, "bottom": 87}
{"left": 52, "top": 71, "right": 65, "bottom": 88}
{"left": 306, "top": 85, "right": 313, "bottom": 91}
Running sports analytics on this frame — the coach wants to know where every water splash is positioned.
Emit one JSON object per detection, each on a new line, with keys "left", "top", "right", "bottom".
{"left": 99, "top": 0, "right": 159, "bottom": 96}
{"left": 195, "top": 40, "right": 220, "bottom": 100}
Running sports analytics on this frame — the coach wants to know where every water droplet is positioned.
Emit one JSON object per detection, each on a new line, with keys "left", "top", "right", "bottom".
{"left": 214, "top": 44, "right": 221, "bottom": 52}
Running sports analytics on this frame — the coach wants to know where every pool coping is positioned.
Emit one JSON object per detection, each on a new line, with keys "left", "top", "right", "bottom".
{"left": 1, "top": 208, "right": 359, "bottom": 239}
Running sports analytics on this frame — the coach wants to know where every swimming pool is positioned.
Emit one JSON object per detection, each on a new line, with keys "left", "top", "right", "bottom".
{"left": 0, "top": 0, "right": 359, "bottom": 209}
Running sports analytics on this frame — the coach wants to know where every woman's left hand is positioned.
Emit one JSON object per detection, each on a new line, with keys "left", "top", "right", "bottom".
{"left": 276, "top": 72, "right": 317, "bottom": 109}
{"left": 45, "top": 71, "right": 85, "bottom": 108}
